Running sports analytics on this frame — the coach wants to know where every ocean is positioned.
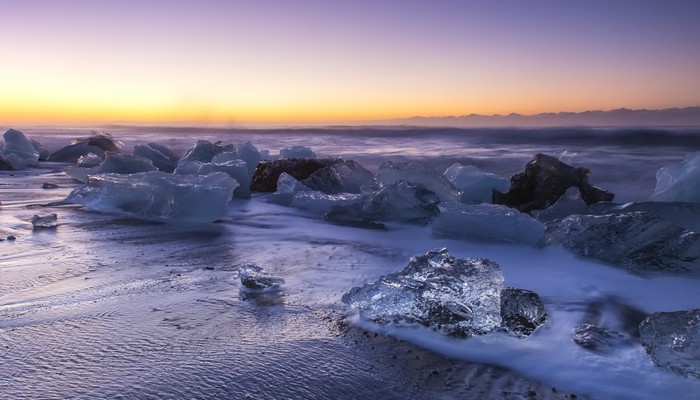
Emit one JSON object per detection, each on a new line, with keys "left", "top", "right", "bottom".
{"left": 1, "top": 126, "right": 699, "bottom": 399}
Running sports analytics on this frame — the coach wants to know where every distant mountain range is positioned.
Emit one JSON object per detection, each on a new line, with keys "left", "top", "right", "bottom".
{"left": 379, "top": 107, "right": 700, "bottom": 127}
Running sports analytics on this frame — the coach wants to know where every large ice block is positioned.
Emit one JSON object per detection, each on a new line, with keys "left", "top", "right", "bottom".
{"left": 443, "top": 162, "right": 509, "bottom": 203}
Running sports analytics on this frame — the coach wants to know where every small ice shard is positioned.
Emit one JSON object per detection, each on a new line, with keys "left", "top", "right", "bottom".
{"left": 0, "top": 154, "right": 16, "bottom": 170}
{"left": 360, "top": 181, "right": 440, "bottom": 224}
{"left": 545, "top": 212, "right": 700, "bottom": 274}
{"left": 376, "top": 160, "right": 459, "bottom": 202}
{"left": 499, "top": 288, "right": 548, "bottom": 337}
{"left": 49, "top": 132, "right": 122, "bottom": 162}
{"left": 237, "top": 141, "right": 268, "bottom": 177}
{"left": 65, "top": 171, "right": 238, "bottom": 223}
{"left": 30, "top": 138, "right": 51, "bottom": 161}
{"left": 530, "top": 187, "right": 590, "bottom": 222}
{"left": 2, "top": 129, "right": 40, "bottom": 167}
{"left": 342, "top": 248, "right": 504, "bottom": 336}
{"left": 432, "top": 202, "right": 545, "bottom": 245}
{"left": 493, "top": 153, "right": 614, "bottom": 212}
{"left": 639, "top": 308, "right": 700, "bottom": 378}
{"left": 443, "top": 162, "right": 509, "bottom": 203}
{"left": 64, "top": 152, "right": 157, "bottom": 183}
{"left": 302, "top": 159, "right": 376, "bottom": 194}
{"left": 280, "top": 145, "right": 316, "bottom": 159}
{"left": 42, "top": 182, "right": 59, "bottom": 189}
{"left": 182, "top": 140, "right": 234, "bottom": 163}
{"left": 31, "top": 213, "right": 58, "bottom": 229}
{"left": 268, "top": 173, "right": 312, "bottom": 205}
{"left": 651, "top": 152, "right": 700, "bottom": 203}
{"left": 290, "top": 191, "right": 361, "bottom": 215}
{"left": 251, "top": 158, "right": 339, "bottom": 192}
{"left": 238, "top": 263, "right": 285, "bottom": 292}
{"left": 133, "top": 142, "right": 180, "bottom": 172}
{"left": 175, "top": 157, "right": 251, "bottom": 198}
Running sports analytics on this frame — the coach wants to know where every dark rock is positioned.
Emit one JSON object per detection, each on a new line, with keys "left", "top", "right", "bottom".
{"left": 251, "top": 158, "right": 339, "bottom": 192}
{"left": 639, "top": 308, "right": 700, "bottom": 378}
{"left": 493, "top": 153, "right": 614, "bottom": 212}
{"left": 545, "top": 212, "right": 700, "bottom": 274}
{"left": 500, "top": 288, "right": 548, "bottom": 337}
{"left": 573, "top": 324, "right": 629, "bottom": 353}
{"left": 42, "top": 182, "right": 59, "bottom": 189}
{"left": 7, "top": 235, "right": 16, "bottom": 241}
{"left": 0, "top": 154, "right": 16, "bottom": 170}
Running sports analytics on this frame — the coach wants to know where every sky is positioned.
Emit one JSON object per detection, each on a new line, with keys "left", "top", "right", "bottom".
{"left": 1, "top": 0, "right": 699, "bottom": 126}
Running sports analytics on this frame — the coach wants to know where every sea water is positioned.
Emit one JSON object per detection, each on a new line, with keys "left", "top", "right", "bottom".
{"left": 1, "top": 126, "right": 699, "bottom": 399}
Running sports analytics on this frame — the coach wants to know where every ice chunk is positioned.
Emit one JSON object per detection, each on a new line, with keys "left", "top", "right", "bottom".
{"left": 589, "top": 201, "right": 700, "bottom": 232}
{"left": 64, "top": 152, "right": 157, "bottom": 183}
{"left": 361, "top": 181, "right": 440, "bottom": 224}
{"left": 500, "top": 288, "right": 548, "bottom": 337}
{"left": 572, "top": 296, "right": 646, "bottom": 353}
{"left": 573, "top": 324, "right": 630, "bottom": 354}
{"left": 31, "top": 213, "right": 58, "bottom": 229}
{"left": 639, "top": 308, "right": 700, "bottom": 378}
{"left": 49, "top": 132, "right": 122, "bottom": 162}
{"left": 133, "top": 142, "right": 180, "bottom": 172}
{"left": 342, "top": 248, "right": 504, "bottom": 336}
{"left": 238, "top": 264, "right": 285, "bottom": 292}
{"left": 65, "top": 171, "right": 238, "bottom": 223}
{"left": 30, "top": 138, "right": 51, "bottom": 161}
{"left": 76, "top": 153, "right": 103, "bottom": 167}
{"left": 530, "top": 187, "right": 590, "bottom": 222}
{"left": 251, "top": 158, "right": 339, "bottom": 192}
{"left": 651, "top": 152, "right": 700, "bottom": 203}
{"left": 280, "top": 145, "right": 316, "bottom": 159}
{"left": 493, "top": 153, "right": 614, "bottom": 212}
{"left": 211, "top": 151, "right": 238, "bottom": 164}
{"left": 2, "top": 129, "right": 39, "bottom": 167}
{"left": 237, "top": 141, "right": 268, "bottom": 177}
{"left": 268, "top": 173, "right": 312, "bottom": 205}
{"left": 432, "top": 202, "right": 545, "bottom": 245}
{"left": 290, "top": 191, "right": 361, "bottom": 215}
{"left": 182, "top": 140, "right": 234, "bottom": 163}
{"left": 302, "top": 160, "right": 376, "bottom": 194}
{"left": 545, "top": 212, "right": 700, "bottom": 274}
{"left": 443, "top": 162, "right": 509, "bottom": 203}
{"left": 175, "top": 157, "right": 251, "bottom": 198}
{"left": 376, "top": 160, "right": 459, "bottom": 202}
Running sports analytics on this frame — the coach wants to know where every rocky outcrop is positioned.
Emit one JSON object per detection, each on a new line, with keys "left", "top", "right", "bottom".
{"left": 493, "top": 153, "right": 614, "bottom": 212}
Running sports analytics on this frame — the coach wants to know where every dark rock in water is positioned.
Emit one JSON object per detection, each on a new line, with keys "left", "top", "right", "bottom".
{"left": 322, "top": 204, "right": 387, "bottom": 230}
{"left": 361, "top": 181, "right": 441, "bottom": 225}
{"left": 493, "top": 153, "right": 614, "bottom": 212}
{"left": 572, "top": 296, "right": 646, "bottom": 353}
{"left": 500, "top": 288, "right": 547, "bottom": 337}
{"left": 49, "top": 132, "right": 122, "bottom": 162}
{"left": 573, "top": 324, "right": 629, "bottom": 353}
{"left": 639, "top": 308, "right": 700, "bottom": 378}
{"left": 545, "top": 211, "right": 700, "bottom": 274}
{"left": 342, "top": 248, "right": 504, "bottom": 336}
{"left": 42, "top": 182, "right": 59, "bottom": 189}
{"left": 251, "top": 158, "right": 339, "bottom": 192}
{"left": 0, "top": 154, "right": 16, "bottom": 170}
{"left": 238, "top": 264, "right": 285, "bottom": 292}
{"left": 7, "top": 235, "right": 16, "bottom": 241}
{"left": 302, "top": 159, "right": 375, "bottom": 194}
{"left": 133, "top": 142, "right": 180, "bottom": 172}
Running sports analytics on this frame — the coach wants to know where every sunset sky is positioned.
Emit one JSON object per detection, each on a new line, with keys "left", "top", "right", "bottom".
{"left": 2, "top": 0, "right": 699, "bottom": 126}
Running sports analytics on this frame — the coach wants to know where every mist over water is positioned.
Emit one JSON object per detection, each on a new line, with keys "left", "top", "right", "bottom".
{"left": 1, "top": 126, "right": 699, "bottom": 399}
